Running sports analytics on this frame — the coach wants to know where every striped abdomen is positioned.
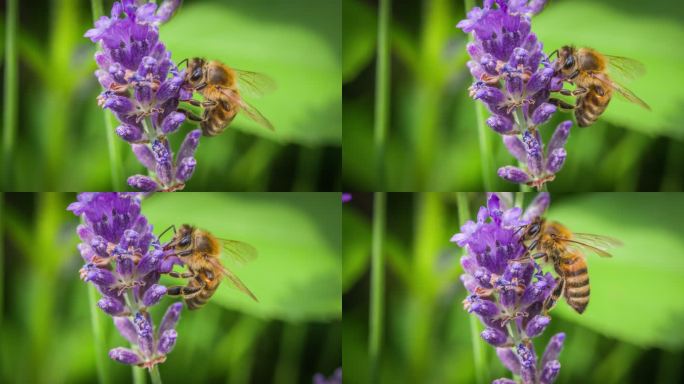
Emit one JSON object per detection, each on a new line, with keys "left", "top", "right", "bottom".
{"left": 558, "top": 253, "right": 590, "bottom": 314}
{"left": 575, "top": 86, "right": 612, "bottom": 127}
{"left": 200, "top": 100, "right": 237, "bottom": 136}
{"left": 185, "top": 270, "right": 221, "bottom": 310}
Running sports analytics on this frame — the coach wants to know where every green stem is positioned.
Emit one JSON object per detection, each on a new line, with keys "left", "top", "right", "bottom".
{"left": 475, "top": 103, "right": 494, "bottom": 191}
{"left": 88, "top": 285, "right": 111, "bottom": 384}
{"left": 513, "top": 108, "right": 532, "bottom": 192}
{"left": 374, "top": 0, "right": 391, "bottom": 189}
{"left": 149, "top": 365, "right": 162, "bottom": 384}
{"left": 91, "top": 0, "right": 123, "bottom": 190}
{"left": 464, "top": 0, "right": 494, "bottom": 191}
{"left": 105, "top": 113, "right": 123, "bottom": 190}
{"left": 369, "top": 192, "right": 386, "bottom": 383}
{"left": 0, "top": 193, "right": 3, "bottom": 331}
{"left": 456, "top": 193, "right": 486, "bottom": 384}
{"left": 124, "top": 290, "right": 145, "bottom": 384}
{"left": 2, "top": 0, "right": 18, "bottom": 188}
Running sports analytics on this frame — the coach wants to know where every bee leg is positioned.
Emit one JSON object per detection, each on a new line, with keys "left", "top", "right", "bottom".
{"left": 543, "top": 277, "right": 565, "bottom": 314}
{"left": 178, "top": 108, "right": 204, "bottom": 122}
{"left": 558, "top": 87, "right": 588, "bottom": 97}
{"left": 548, "top": 98, "right": 576, "bottom": 110}
{"left": 167, "top": 285, "right": 202, "bottom": 296}
{"left": 168, "top": 271, "right": 196, "bottom": 279}
{"left": 186, "top": 99, "right": 218, "bottom": 108}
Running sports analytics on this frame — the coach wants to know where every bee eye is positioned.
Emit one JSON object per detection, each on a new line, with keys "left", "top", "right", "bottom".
{"left": 179, "top": 235, "right": 191, "bottom": 247}
{"left": 191, "top": 68, "right": 203, "bottom": 81}
{"left": 563, "top": 56, "right": 575, "bottom": 69}
{"left": 528, "top": 224, "right": 540, "bottom": 236}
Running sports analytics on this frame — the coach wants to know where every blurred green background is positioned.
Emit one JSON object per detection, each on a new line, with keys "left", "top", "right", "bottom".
{"left": 0, "top": 0, "right": 341, "bottom": 191}
{"left": 0, "top": 192, "right": 341, "bottom": 383}
{"left": 343, "top": 0, "right": 684, "bottom": 191}
{"left": 343, "top": 193, "right": 684, "bottom": 383}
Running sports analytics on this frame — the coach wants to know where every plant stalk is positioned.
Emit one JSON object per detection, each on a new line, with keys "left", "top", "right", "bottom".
{"left": 369, "top": 192, "right": 386, "bottom": 382}
{"left": 91, "top": 0, "right": 123, "bottom": 190}
{"left": 149, "top": 365, "right": 162, "bottom": 384}
{"left": 374, "top": 0, "right": 391, "bottom": 189}
{"left": 457, "top": 193, "right": 486, "bottom": 384}
{"left": 88, "top": 285, "right": 111, "bottom": 384}
{"left": 3, "top": 0, "right": 18, "bottom": 188}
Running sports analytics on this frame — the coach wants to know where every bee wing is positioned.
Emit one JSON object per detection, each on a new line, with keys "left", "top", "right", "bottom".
{"left": 208, "top": 257, "right": 259, "bottom": 302}
{"left": 219, "top": 238, "right": 258, "bottom": 265}
{"left": 220, "top": 87, "right": 275, "bottom": 131}
{"left": 604, "top": 55, "right": 645, "bottom": 80}
{"left": 593, "top": 74, "right": 651, "bottom": 110}
{"left": 554, "top": 233, "right": 621, "bottom": 258}
{"left": 234, "top": 69, "right": 276, "bottom": 97}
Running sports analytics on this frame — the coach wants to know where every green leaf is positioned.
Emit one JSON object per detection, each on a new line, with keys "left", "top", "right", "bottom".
{"left": 142, "top": 193, "right": 341, "bottom": 322}
{"left": 548, "top": 193, "right": 684, "bottom": 349}
{"left": 342, "top": 208, "right": 371, "bottom": 292}
{"left": 162, "top": 1, "right": 341, "bottom": 145}
{"left": 534, "top": 1, "right": 684, "bottom": 139}
{"left": 342, "top": 0, "right": 376, "bottom": 83}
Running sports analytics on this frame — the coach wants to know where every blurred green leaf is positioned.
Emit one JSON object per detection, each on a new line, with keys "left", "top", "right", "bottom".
{"left": 342, "top": 208, "right": 371, "bottom": 292}
{"left": 143, "top": 193, "right": 341, "bottom": 322}
{"left": 163, "top": 1, "right": 341, "bottom": 145}
{"left": 534, "top": 1, "right": 684, "bottom": 139}
{"left": 549, "top": 193, "right": 684, "bottom": 349}
{"left": 342, "top": 0, "right": 376, "bottom": 83}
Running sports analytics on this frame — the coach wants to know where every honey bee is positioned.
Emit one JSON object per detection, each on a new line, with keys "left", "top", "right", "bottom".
{"left": 178, "top": 57, "right": 274, "bottom": 136}
{"left": 518, "top": 217, "right": 621, "bottom": 314}
{"left": 163, "top": 224, "right": 258, "bottom": 309}
{"left": 550, "top": 46, "right": 650, "bottom": 127}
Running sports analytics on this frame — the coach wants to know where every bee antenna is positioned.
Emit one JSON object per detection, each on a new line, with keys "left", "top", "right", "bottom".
{"left": 159, "top": 225, "right": 177, "bottom": 243}
{"left": 548, "top": 49, "right": 559, "bottom": 60}
{"left": 177, "top": 58, "right": 189, "bottom": 69}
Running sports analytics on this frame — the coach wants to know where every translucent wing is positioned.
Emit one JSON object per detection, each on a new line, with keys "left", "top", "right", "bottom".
{"left": 593, "top": 74, "right": 651, "bottom": 110}
{"left": 207, "top": 257, "right": 259, "bottom": 302}
{"left": 234, "top": 69, "right": 276, "bottom": 97}
{"left": 604, "top": 55, "right": 645, "bottom": 80}
{"left": 219, "top": 87, "right": 275, "bottom": 131}
{"left": 219, "top": 239, "right": 258, "bottom": 265}
{"left": 554, "top": 233, "right": 621, "bottom": 258}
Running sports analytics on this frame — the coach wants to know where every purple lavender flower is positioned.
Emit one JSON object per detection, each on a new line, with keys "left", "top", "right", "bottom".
{"left": 85, "top": 0, "right": 199, "bottom": 192}
{"left": 313, "top": 368, "right": 342, "bottom": 384}
{"left": 453, "top": 193, "right": 564, "bottom": 384}
{"left": 342, "top": 193, "right": 352, "bottom": 203}
{"left": 457, "top": 0, "right": 573, "bottom": 190}
{"left": 69, "top": 192, "right": 183, "bottom": 370}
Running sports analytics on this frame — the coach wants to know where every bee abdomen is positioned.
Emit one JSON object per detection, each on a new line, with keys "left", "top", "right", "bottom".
{"left": 576, "top": 90, "right": 611, "bottom": 127}
{"left": 185, "top": 286, "right": 218, "bottom": 310}
{"left": 563, "top": 265, "right": 590, "bottom": 314}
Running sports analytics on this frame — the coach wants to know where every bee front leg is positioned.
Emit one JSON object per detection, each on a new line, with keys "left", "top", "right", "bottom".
{"left": 559, "top": 87, "right": 588, "bottom": 97}
{"left": 548, "top": 98, "right": 576, "bottom": 111}
{"left": 186, "top": 99, "right": 218, "bottom": 108}
{"left": 178, "top": 108, "right": 204, "bottom": 122}
{"left": 168, "top": 271, "right": 196, "bottom": 279}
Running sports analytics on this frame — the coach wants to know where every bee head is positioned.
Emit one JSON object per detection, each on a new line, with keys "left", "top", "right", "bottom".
{"left": 184, "top": 57, "right": 206, "bottom": 87}
{"left": 175, "top": 224, "right": 194, "bottom": 251}
{"left": 522, "top": 216, "right": 544, "bottom": 240}
{"left": 556, "top": 45, "right": 577, "bottom": 76}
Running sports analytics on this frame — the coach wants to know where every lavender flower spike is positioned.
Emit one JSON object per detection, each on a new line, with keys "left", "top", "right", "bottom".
{"left": 457, "top": 0, "right": 574, "bottom": 190}
{"left": 453, "top": 193, "right": 564, "bottom": 384}
{"left": 69, "top": 193, "right": 184, "bottom": 371}
{"left": 85, "top": 0, "right": 200, "bottom": 192}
